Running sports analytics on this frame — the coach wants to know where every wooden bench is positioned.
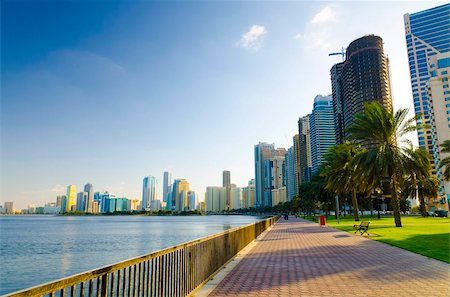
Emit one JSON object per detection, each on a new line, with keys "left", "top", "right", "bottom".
{"left": 353, "top": 221, "right": 370, "bottom": 235}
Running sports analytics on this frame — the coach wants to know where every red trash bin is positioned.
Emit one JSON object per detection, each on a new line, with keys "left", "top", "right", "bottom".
{"left": 319, "top": 215, "right": 326, "bottom": 226}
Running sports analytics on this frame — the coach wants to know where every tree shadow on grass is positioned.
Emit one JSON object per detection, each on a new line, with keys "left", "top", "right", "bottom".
{"left": 375, "top": 233, "right": 450, "bottom": 263}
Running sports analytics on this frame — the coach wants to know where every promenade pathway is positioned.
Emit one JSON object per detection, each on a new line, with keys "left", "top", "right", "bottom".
{"left": 208, "top": 217, "right": 450, "bottom": 297}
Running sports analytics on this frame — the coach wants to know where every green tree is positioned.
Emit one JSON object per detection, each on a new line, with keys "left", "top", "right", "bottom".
{"left": 439, "top": 140, "right": 450, "bottom": 181}
{"left": 347, "top": 102, "right": 423, "bottom": 227}
{"left": 321, "top": 142, "right": 365, "bottom": 221}
{"left": 402, "top": 147, "right": 439, "bottom": 217}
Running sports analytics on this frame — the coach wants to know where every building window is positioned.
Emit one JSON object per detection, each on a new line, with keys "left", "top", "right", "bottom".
{"left": 444, "top": 84, "right": 449, "bottom": 89}
{"left": 438, "top": 58, "right": 450, "bottom": 68}
{"left": 443, "top": 77, "right": 449, "bottom": 82}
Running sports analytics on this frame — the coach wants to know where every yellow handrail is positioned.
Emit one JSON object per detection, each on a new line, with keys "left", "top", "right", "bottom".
{"left": 3, "top": 216, "right": 279, "bottom": 297}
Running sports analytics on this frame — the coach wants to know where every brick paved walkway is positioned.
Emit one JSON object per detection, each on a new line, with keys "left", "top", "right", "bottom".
{"left": 208, "top": 217, "right": 450, "bottom": 297}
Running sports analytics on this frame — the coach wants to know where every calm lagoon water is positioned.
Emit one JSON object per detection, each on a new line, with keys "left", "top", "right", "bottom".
{"left": 0, "top": 215, "right": 263, "bottom": 294}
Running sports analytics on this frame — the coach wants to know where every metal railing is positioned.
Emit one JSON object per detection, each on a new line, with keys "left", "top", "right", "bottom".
{"left": 4, "top": 216, "right": 278, "bottom": 297}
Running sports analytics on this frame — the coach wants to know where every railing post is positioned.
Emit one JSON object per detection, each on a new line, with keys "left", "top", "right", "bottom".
{"left": 100, "top": 274, "right": 108, "bottom": 297}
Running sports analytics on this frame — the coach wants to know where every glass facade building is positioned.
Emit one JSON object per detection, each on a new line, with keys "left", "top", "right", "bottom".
{"left": 330, "top": 35, "right": 393, "bottom": 145}
{"left": 404, "top": 4, "right": 450, "bottom": 176}
{"left": 309, "top": 95, "right": 336, "bottom": 174}
{"left": 142, "top": 175, "right": 157, "bottom": 210}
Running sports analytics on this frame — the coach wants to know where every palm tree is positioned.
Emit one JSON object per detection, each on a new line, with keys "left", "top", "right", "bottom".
{"left": 347, "top": 102, "right": 423, "bottom": 227}
{"left": 321, "top": 142, "right": 365, "bottom": 221}
{"left": 439, "top": 140, "right": 450, "bottom": 181}
{"left": 403, "top": 147, "right": 439, "bottom": 216}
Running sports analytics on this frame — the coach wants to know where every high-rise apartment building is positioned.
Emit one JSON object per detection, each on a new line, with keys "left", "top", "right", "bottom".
{"left": 404, "top": 4, "right": 450, "bottom": 210}
{"left": 242, "top": 180, "right": 256, "bottom": 209}
{"left": 142, "top": 176, "right": 157, "bottom": 210}
{"left": 56, "top": 195, "right": 64, "bottom": 207}
{"left": 428, "top": 53, "right": 450, "bottom": 210}
{"left": 298, "top": 116, "right": 312, "bottom": 182}
{"left": 230, "top": 187, "right": 242, "bottom": 210}
{"left": 84, "top": 183, "right": 94, "bottom": 212}
{"left": 285, "top": 146, "right": 297, "bottom": 201}
{"left": 4, "top": 202, "right": 13, "bottom": 214}
{"left": 263, "top": 154, "right": 286, "bottom": 207}
{"left": 310, "top": 95, "right": 336, "bottom": 173}
{"left": 331, "top": 35, "right": 393, "bottom": 144}
{"left": 66, "top": 185, "right": 77, "bottom": 212}
{"left": 162, "top": 171, "right": 172, "bottom": 203}
{"left": 205, "top": 186, "right": 227, "bottom": 212}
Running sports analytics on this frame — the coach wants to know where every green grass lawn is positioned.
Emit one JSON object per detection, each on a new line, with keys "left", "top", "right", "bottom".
{"left": 303, "top": 215, "right": 450, "bottom": 263}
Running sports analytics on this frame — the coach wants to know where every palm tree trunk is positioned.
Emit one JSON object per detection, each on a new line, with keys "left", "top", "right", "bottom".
{"left": 352, "top": 189, "right": 360, "bottom": 221}
{"left": 418, "top": 195, "right": 427, "bottom": 217}
{"left": 369, "top": 198, "right": 374, "bottom": 218}
{"left": 391, "top": 176, "right": 402, "bottom": 227}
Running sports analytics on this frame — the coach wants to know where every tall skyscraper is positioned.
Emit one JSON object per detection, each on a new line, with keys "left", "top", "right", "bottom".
{"left": 404, "top": 4, "right": 450, "bottom": 210}
{"left": 255, "top": 142, "right": 275, "bottom": 207}
{"left": 187, "top": 191, "right": 196, "bottom": 210}
{"left": 66, "top": 185, "right": 77, "bottom": 212}
{"left": 298, "top": 116, "right": 312, "bottom": 183}
{"left": 285, "top": 146, "right": 297, "bottom": 201}
{"left": 56, "top": 195, "right": 64, "bottom": 207}
{"left": 76, "top": 192, "right": 84, "bottom": 212}
{"left": 223, "top": 170, "right": 231, "bottom": 210}
{"left": 84, "top": 183, "right": 94, "bottom": 212}
{"left": 60, "top": 196, "right": 68, "bottom": 213}
{"left": 170, "top": 179, "right": 190, "bottom": 211}
{"left": 162, "top": 172, "right": 172, "bottom": 203}
{"left": 4, "top": 202, "right": 13, "bottom": 214}
{"left": 428, "top": 53, "right": 450, "bottom": 210}
{"left": 222, "top": 170, "right": 231, "bottom": 187}
{"left": 330, "top": 63, "right": 345, "bottom": 144}
{"left": 331, "top": 35, "right": 393, "bottom": 144}
{"left": 254, "top": 143, "right": 286, "bottom": 207}
{"left": 263, "top": 153, "right": 286, "bottom": 207}
{"left": 310, "top": 95, "right": 336, "bottom": 173}
{"left": 142, "top": 175, "right": 157, "bottom": 210}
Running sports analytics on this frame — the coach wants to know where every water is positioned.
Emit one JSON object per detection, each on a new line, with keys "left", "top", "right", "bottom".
{"left": 0, "top": 215, "right": 263, "bottom": 295}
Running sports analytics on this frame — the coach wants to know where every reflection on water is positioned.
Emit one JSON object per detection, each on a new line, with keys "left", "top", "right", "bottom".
{"left": 0, "top": 215, "right": 262, "bottom": 295}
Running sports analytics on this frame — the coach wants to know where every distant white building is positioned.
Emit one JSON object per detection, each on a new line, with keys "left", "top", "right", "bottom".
{"left": 230, "top": 187, "right": 242, "bottom": 210}
{"left": 206, "top": 187, "right": 227, "bottom": 212}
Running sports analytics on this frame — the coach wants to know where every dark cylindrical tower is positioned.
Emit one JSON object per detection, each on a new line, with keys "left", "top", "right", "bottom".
{"left": 340, "top": 35, "right": 393, "bottom": 137}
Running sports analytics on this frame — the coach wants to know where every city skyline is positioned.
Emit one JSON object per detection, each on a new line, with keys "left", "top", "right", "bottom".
{"left": 3, "top": 1, "right": 447, "bottom": 209}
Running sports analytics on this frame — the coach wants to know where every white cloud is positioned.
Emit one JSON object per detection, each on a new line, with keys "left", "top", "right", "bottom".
{"left": 293, "top": 5, "right": 339, "bottom": 51}
{"left": 311, "top": 5, "right": 337, "bottom": 24}
{"left": 238, "top": 25, "right": 267, "bottom": 52}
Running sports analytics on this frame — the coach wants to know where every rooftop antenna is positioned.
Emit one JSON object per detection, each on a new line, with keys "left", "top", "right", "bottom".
{"left": 328, "top": 47, "right": 345, "bottom": 61}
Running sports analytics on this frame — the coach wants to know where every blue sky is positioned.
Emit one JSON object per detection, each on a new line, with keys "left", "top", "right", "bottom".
{"left": 2, "top": 1, "right": 446, "bottom": 209}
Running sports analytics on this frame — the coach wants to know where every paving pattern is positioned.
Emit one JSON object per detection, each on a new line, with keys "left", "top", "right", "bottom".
{"left": 208, "top": 217, "right": 450, "bottom": 297}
